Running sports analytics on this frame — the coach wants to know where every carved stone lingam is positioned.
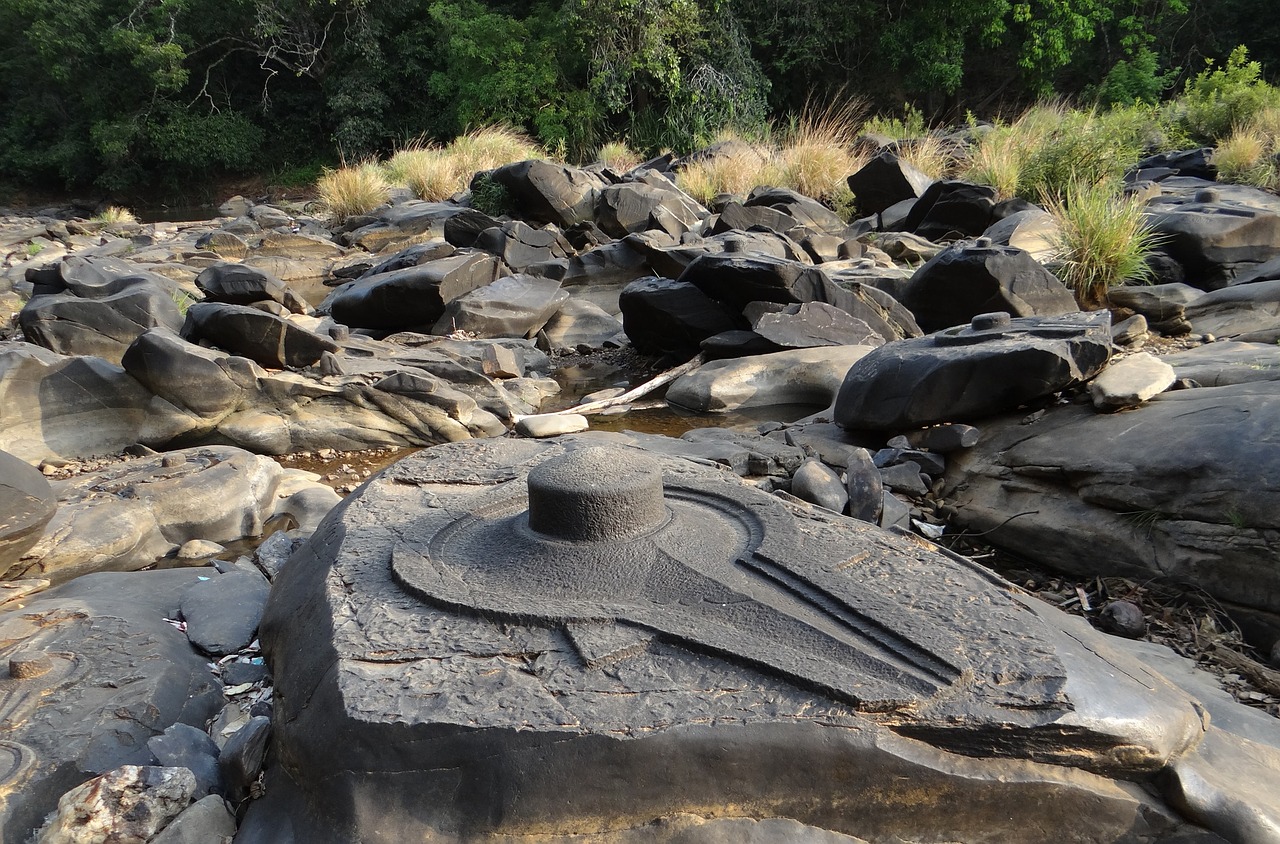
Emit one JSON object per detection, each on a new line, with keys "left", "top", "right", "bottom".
{"left": 244, "top": 435, "right": 1272, "bottom": 844}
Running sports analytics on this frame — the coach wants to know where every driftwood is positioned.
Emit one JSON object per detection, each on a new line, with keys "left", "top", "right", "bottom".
{"left": 517, "top": 353, "right": 706, "bottom": 421}
{"left": 1209, "top": 645, "right": 1280, "bottom": 698}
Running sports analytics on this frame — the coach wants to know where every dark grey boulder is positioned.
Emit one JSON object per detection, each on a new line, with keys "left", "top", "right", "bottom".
{"left": 835, "top": 311, "right": 1112, "bottom": 432}
{"left": 1229, "top": 253, "right": 1280, "bottom": 286}
{"left": 442, "top": 208, "right": 502, "bottom": 248}
{"left": 790, "top": 458, "right": 848, "bottom": 512}
{"left": 846, "top": 150, "right": 934, "bottom": 216}
{"left": 540, "top": 298, "right": 625, "bottom": 351}
{"left": 626, "top": 228, "right": 812, "bottom": 279}
{"left": 148, "top": 724, "right": 224, "bottom": 798}
{"left": 699, "top": 329, "right": 782, "bottom": 359}
{"left": 1184, "top": 278, "right": 1280, "bottom": 340}
{"left": 902, "top": 423, "right": 980, "bottom": 452}
{"left": 219, "top": 716, "right": 271, "bottom": 805}
{"left": 121, "top": 328, "right": 253, "bottom": 419}
{"left": 1161, "top": 340, "right": 1280, "bottom": 386}
{"left": 431, "top": 274, "right": 568, "bottom": 339}
{"left": 246, "top": 435, "right": 1219, "bottom": 844}
{"left": 0, "top": 569, "right": 223, "bottom": 840}
{"left": 596, "top": 181, "right": 706, "bottom": 239}
{"left": 19, "top": 283, "right": 184, "bottom": 364}
{"left": 472, "top": 220, "right": 573, "bottom": 271}
{"left": 1134, "top": 148, "right": 1216, "bottom": 181}
{"left": 744, "top": 186, "right": 849, "bottom": 236}
{"left": 943, "top": 379, "right": 1280, "bottom": 617}
{"left": 844, "top": 446, "right": 884, "bottom": 524}
{"left": 900, "top": 241, "right": 1079, "bottom": 333}
{"left": 361, "top": 240, "right": 457, "bottom": 276}
{"left": 750, "top": 301, "right": 886, "bottom": 349}
{"left": 901, "top": 180, "right": 998, "bottom": 242}
{"left": 619, "top": 276, "right": 744, "bottom": 357}
{"left": 0, "top": 448, "right": 55, "bottom": 568}
{"left": 1108, "top": 283, "right": 1203, "bottom": 324}
{"left": 710, "top": 201, "right": 800, "bottom": 237}
{"left": 181, "top": 302, "right": 338, "bottom": 369}
{"left": 1145, "top": 191, "right": 1280, "bottom": 289}
{"left": 490, "top": 160, "right": 606, "bottom": 228}
{"left": 26, "top": 254, "right": 182, "bottom": 300}
{"left": 180, "top": 569, "right": 271, "bottom": 656}
{"left": 149, "top": 795, "right": 237, "bottom": 844}
{"left": 195, "top": 263, "right": 309, "bottom": 314}
{"left": 340, "top": 201, "right": 464, "bottom": 252}
{"left": 324, "top": 251, "right": 504, "bottom": 331}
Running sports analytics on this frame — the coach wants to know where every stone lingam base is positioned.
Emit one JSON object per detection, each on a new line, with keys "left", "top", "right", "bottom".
{"left": 241, "top": 434, "right": 1280, "bottom": 844}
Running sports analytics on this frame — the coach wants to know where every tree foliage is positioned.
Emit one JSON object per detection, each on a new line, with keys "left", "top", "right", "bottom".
{"left": 0, "top": 0, "right": 1276, "bottom": 195}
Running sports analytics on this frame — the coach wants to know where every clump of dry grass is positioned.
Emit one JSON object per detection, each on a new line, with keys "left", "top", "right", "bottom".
{"left": 382, "top": 125, "right": 544, "bottom": 201}
{"left": 1043, "top": 180, "right": 1161, "bottom": 308}
{"left": 675, "top": 146, "right": 779, "bottom": 205}
{"left": 317, "top": 161, "right": 391, "bottom": 222}
{"left": 596, "top": 140, "right": 643, "bottom": 172}
{"left": 1215, "top": 108, "right": 1280, "bottom": 191}
{"left": 773, "top": 98, "right": 868, "bottom": 202}
{"left": 447, "top": 124, "right": 542, "bottom": 176}
{"left": 386, "top": 146, "right": 460, "bottom": 201}
{"left": 93, "top": 206, "right": 137, "bottom": 224}
{"left": 964, "top": 104, "right": 1065, "bottom": 200}
{"left": 896, "top": 134, "right": 957, "bottom": 181}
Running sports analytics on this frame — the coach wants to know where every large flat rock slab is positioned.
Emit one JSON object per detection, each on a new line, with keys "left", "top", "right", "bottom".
{"left": 245, "top": 435, "right": 1226, "bottom": 843}
{"left": 0, "top": 569, "right": 223, "bottom": 841}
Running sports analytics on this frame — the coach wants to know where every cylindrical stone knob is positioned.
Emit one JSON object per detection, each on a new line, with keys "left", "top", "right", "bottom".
{"left": 971, "top": 312, "right": 1012, "bottom": 331}
{"left": 9, "top": 650, "right": 52, "bottom": 680}
{"left": 1194, "top": 188, "right": 1220, "bottom": 204}
{"left": 974, "top": 236, "right": 993, "bottom": 248}
{"left": 527, "top": 448, "right": 666, "bottom": 542}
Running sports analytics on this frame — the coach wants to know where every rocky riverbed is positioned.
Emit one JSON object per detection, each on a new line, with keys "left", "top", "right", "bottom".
{"left": 2, "top": 147, "right": 1280, "bottom": 842}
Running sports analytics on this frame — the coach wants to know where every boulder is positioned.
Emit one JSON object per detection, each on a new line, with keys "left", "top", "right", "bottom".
{"left": 431, "top": 274, "right": 569, "bottom": 339}
{"left": 121, "top": 327, "right": 256, "bottom": 420}
{"left": 619, "top": 277, "right": 744, "bottom": 358}
{"left": 0, "top": 569, "right": 223, "bottom": 839}
{"left": 19, "top": 283, "right": 184, "bottom": 364}
{"left": 1184, "top": 278, "right": 1280, "bottom": 340}
{"left": 596, "top": 181, "right": 707, "bottom": 239}
{"left": 750, "top": 301, "right": 886, "bottom": 349}
{"left": 0, "top": 343, "right": 192, "bottom": 463}
{"left": 195, "top": 262, "right": 309, "bottom": 313}
{"left": 0, "top": 448, "right": 56, "bottom": 568}
{"left": 8, "top": 446, "right": 315, "bottom": 584}
{"left": 901, "top": 180, "right": 998, "bottom": 242}
{"left": 472, "top": 220, "right": 574, "bottom": 271}
{"left": 34, "top": 765, "right": 197, "bottom": 844}
{"left": 744, "top": 187, "right": 850, "bottom": 236}
{"left": 179, "top": 569, "right": 272, "bottom": 656}
{"left": 1144, "top": 190, "right": 1280, "bottom": 289}
{"left": 324, "top": 251, "right": 504, "bottom": 331}
{"left": 710, "top": 201, "right": 801, "bottom": 237}
{"left": 835, "top": 311, "right": 1112, "bottom": 432}
{"left": 539, "top": 298, "right": 625, "bottom": 351}
{"left": 252, "top": 230, "right": 344, "bottom": 260}
{"left": 981, "top": 209, "right": 1060, "bottom": 263}
{"left": 789, "top": 458, "right": 848, "bottom": 513}
{"left": 943, "top": 379, "right": 1280, "bottom": 617}
{"left": 490, "top": 160, "right": 606, "bottom": 228}
{"left": 181, "top": 302, "right": 339, "bottom": 369}
{"left": 1089, "top": 352, "right": 1176, "bottom": 410}
{"left": 149, "top": 795, "right": 237, "bottom": 844}
{"left": 899, "top": 241, "right": 1079, "bottom": 333}
{"left": 667, "top": 345, "right": 875, "bottom": 412}
{"left": 845, "top": 150, "right": 934, "bottom": 216}
{"left": 1161, "top": 340, "right": 1280, "bottom": 386}
{"left": 244, "top": 436, "right": 1230, "bottom": 844}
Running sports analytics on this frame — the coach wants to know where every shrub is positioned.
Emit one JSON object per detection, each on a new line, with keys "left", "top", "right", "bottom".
{"left": 1094, "top": 47, "right": 1178, "bottom": 107}
{"left": 1043, "top": 181, "right": 1161, "bottom": 308}
{"left": 1173, "top": 46, "right": 1280, "bottom": 144}
{"left": 1021, "top": 108, "right": 1146, "bottom": 199}
{"left": 469, "top": 171, "right": 514, "bottom": 217}
{"left": 863, "top": 104, "right": 928, "bottom": 139}
{"left": 316, "top": 162, "right": 390, "bottom": 222}
{"left": 963, "top": 104, "right": 1064, "bottom": 200}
